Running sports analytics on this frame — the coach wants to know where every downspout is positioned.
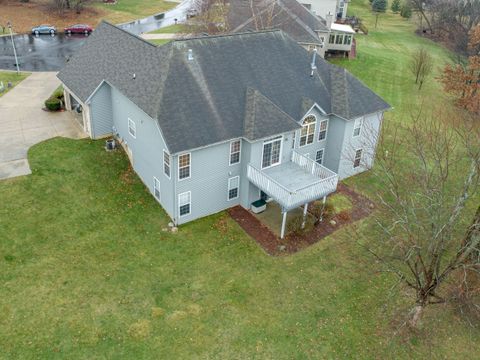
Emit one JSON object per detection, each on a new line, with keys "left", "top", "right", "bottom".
{"left": 173, "top": 154, "right": 178, "bottom": 225}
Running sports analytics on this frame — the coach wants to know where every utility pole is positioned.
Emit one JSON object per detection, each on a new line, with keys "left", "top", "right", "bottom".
{"left": 7, "top": 22, "right": 20, "bottom": 74}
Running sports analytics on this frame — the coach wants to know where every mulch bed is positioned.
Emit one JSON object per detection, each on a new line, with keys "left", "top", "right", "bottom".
{"left": 228, "top": 183, "right": 375, "bottom": 256}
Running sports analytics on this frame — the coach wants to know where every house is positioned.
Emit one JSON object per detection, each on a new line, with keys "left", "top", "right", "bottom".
{"left": 227, "top": 0, "right": 355, "bottom": 58}
{"left": 301, "top": 0, "right": 349, "bottom": 19}
{"left": 58, "top": 21, "right": 390, "bottom": 237}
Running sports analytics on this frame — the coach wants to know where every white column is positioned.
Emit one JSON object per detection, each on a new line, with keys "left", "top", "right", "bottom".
{"left": 320, "top": 196, "right": 327, "bottom": 221}
{"left": 280, "top": 211, "right": 288, "bottom": 239}
{"left": 301, "top": 203, "right": 309, "bottom": 229}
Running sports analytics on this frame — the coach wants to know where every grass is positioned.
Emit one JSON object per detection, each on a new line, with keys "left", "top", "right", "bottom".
{"left": 0, "top": 71, "right": 29, "bottom": 97}
{"left": 1, "top": 0, "right": 479, "bottom": 358}
{"left": 2, "top": 138, "right": 478, "bottom": 359}
{"left": 148, "top": 39, "right": 172, "bottom": 46}
{"left": 93, "top": 0, "right": 177, "bottom": 25}
{"left": 330, "top": 0, "right": 455, "bottom": 197}
{"left": 147, "top": 23, "right": 188, "bottom": 34}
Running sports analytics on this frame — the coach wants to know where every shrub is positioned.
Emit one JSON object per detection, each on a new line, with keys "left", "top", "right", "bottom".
{"left": 359, "top": 22, "right": 369, "bottom": 34}
{"left": 52, "top": 87, "right": 64, "bottom": 100}
{"left": 309, "top": 201, "right": 335, "bottom": 224}
{"left": 45, "top": 97, "right": 61, "bottom": 111}
{"left": 287, "top": 214, "right": 314, "bottom": 236}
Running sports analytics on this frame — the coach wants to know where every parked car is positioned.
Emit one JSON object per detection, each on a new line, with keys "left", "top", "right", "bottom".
{"left": 32, "top": 25, "right": 56, "bottom": 35}
{"left": 64, "top": 24, "right": 93, "bottom": 35}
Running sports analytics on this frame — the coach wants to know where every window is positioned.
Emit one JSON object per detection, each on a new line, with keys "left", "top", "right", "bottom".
{"left": 318, "top": 119, "right": 328, "bottom": 141}
{"left": 291, "top": 131, "right": 296, "bottom": 149}
{"left": 329, "top": 34, "right": 335, "bottom": 44}
{"left": 354, "top": 149, "right": 362, "bottom": 168}
{"left": 335, "top": 34, "right": 344, "bottom": 45}
{"left": 299, "top": 115, "right": 316, "bottom": 147}
{"left": 229, "top": 140, "right": 241, "bottom": 165}
{"left": 316, "top": 149, "right": 324, "bottom": 165}
{"left": 344, "top": 35, "right": 352, "bottom": 45}
{"left": 128, "top": 118, "right": 136, "bottom": 138}
{"left": 178, "top": 153, "right": 191, "bottom": 180}
{"left": 353, "top": 118, "right": 363, "bottom": 137}
{"left": 228, "top": 176, "right": 239, "bottom": 200}
{"left": 163, "top": 150, "right": 170, "bottom": 178}
{"left": 153, "top": 177, "right": 160, "bottom": 200}
{"left": 178, "top": 191, "right": 191, "bottom": 217}
{"left": 262, "top": 136, "right": 282, "bottom": 169}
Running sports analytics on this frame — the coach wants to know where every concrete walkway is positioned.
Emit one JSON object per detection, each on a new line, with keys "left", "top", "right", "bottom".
{"left": 0, "top": 72, "right": 86, "bottom": 180}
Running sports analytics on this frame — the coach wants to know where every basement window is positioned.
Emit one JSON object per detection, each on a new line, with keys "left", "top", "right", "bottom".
{"left": 128, "top": 118, "right": 136, "bottom": 138}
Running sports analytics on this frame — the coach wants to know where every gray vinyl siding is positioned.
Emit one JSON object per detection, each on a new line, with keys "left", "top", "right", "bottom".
{"left": 323, "top": 115, "right": 346, "bottom": 173}
{"left": 337, "top": 111, "right": 383, "bottom": 179}
{"left": 89, "top": 82, "right": 113, "bottom": 139}
{"left": 109, "top": 85, "right": 175, "bottom": 219}
{"left": 174, "top": 140, "right": 242, "bottom": 225}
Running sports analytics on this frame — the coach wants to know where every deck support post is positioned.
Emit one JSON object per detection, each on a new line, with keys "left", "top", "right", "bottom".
{"left": 320, "top": 196, "right": 327, "bottom": 221}
{"left": 280, "top": 210, "right": 288, "bottom": 239}
{"left": 301, "top": 202, "right": 309, "bottom": 229}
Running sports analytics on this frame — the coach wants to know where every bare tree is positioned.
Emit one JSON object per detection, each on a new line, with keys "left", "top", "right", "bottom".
{"left": 360, "top": 108, "right": 480, "bottom": 327}
{"left": 410, "top": 48, "right": 433, "bottom": 90}
{"left": 189, "top": 0, "right": 230, "bottom": 34}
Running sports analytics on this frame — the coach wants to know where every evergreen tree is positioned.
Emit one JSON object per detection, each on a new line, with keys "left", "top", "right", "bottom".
{"left": 391, "top": 0, "right": 401, "bottom": 13}
{"left": 372, "top": 0, "right": 388, "bottom": 28}
{"left": 400, "top": 3, "right": 412, "bottom": 18}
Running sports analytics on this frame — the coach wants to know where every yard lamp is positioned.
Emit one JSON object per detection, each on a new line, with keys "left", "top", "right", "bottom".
{"left": 7, "top": 22, "right": 20, "bottom": 75}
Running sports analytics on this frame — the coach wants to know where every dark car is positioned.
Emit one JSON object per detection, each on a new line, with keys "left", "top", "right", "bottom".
{"left": 64, "top": 24, "right": 93, "bottom": 35}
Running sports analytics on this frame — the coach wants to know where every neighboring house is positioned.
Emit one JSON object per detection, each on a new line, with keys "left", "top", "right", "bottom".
{"left": 302, "top": 0, "right": 349, "bottom": 19}
{"left": 227, "top": 0, "right": 355, "bottom": 57}
{"left": 58, "top": 22, "right": 390, "bottom": 237}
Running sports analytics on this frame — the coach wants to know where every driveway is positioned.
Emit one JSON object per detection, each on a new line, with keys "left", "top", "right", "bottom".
{"left": 0, "top": 72, "right": 85, "bottom": 180}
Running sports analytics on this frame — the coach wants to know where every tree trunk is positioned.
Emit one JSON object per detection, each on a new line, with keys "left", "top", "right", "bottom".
{"left": 409, "top": 304, "right": 424, "bottom": 327}
{"left": 463, "top": 205, "right": 480, "bottom": 262}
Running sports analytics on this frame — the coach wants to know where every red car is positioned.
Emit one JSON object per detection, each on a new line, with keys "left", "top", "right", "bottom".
{"left": 64, "top": 24, "right": 93, "bottom": 35}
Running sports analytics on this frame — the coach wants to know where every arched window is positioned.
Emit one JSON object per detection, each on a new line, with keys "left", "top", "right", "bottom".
{"left": 300, "top": 115, "right": 316, "bottom": 147}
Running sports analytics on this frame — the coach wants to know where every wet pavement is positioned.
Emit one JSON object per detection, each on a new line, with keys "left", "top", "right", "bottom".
{"left": 0, "top": 0, "right": 192, "bottom": 72}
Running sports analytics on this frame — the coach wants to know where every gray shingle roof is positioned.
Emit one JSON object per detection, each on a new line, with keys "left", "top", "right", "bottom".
{"left": 229, "top": 0, "right": 329, "bottom": 45}
{"left": 58, "top": 21, "right": 390, "bottom": 154}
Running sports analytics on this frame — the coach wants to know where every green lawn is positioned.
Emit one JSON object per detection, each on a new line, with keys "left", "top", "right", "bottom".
{"left": 331, "top": 0, "right": 455, "bottom": 197}
{"left": 0, "top": 71, "right": 29, "bottom": 97}
{"left": 93, "top": 0, "right": 177, "bottom": 25}
{"left": 1, "top": 0, "right": 479, "bottom": 358}
{"left": 147, "top": 23, "right": 188, "bottom": 34}
{"left": 148, "top": 39, "right": 172, "bottom": 46}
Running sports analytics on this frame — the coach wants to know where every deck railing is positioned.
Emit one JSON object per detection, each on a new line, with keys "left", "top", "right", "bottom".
{"left": 247, "top": 151, "right": 338, "bottom": 210}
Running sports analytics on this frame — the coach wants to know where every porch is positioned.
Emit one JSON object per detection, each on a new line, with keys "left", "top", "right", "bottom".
{"left": 247, "top": 150, "right": 338, "bottom": 238}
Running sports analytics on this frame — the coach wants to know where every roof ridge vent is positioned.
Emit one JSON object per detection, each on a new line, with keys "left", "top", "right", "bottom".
{"left": 187, "top": 49, "right": 194, "bottom": 61}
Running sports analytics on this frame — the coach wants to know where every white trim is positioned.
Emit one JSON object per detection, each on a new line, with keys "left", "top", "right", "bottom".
{"left": 261, "top": 135, "right": 283, "bottom": 170}
{"left": 299, "top": 114, "right": 316, "bottom": 147}
{"left": 153, "top": 176, "right": 161, "bottom": 201}
{"left": 353, "top": 148, "right": 363, "bottom": 168}
{"left": 178, "top": 152, "right": 191, "bottom": 181}
{"left": 227, "top": 176, "right": 240, "bottom": 201}
{"left": 352, "top": 117, "right": 363, "bottom": 138}
{"left": 318, "top": 118, "right": 329, "bottom": 142}
{"left": 163, "top": 150, "right": 171, "bottom": 179}
{"left": 178, "top": 191, "right": 191, "bottom": 217}
{"left": 229, "top": 139, "right": 241, "bottom": 166}
{"left": 316, "top": 148, "right": 324, "bottom": 165}
{"left": 128, "top": 118, "right": 136, "bottom": 139}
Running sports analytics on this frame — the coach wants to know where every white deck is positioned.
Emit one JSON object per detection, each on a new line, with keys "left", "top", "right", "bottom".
{"left": 263, "top": 162, "right": 319, "bottom": 191}
{"left": 247, "top": 151, "right": 338, "bottom": 211}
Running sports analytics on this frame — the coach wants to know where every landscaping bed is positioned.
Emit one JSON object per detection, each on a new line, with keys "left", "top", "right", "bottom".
{"left": 228, "top": 183, "right": 375, "bottom": 256}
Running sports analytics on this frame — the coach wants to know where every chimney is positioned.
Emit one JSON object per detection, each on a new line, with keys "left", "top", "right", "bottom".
{"left": 187, "top": 49, "right": 194, "bottom": 61}
{"left": 326, "top": 13, "right": 333, "bottom": 29}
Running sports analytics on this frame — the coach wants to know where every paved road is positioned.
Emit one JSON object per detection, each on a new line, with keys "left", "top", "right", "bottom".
{"left": 0, "top": 0, "right": 192, "bottom": 72}
{"left": 0, "top": 72, "right": 85, "bottom": 179}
